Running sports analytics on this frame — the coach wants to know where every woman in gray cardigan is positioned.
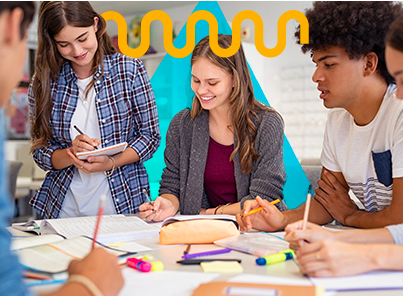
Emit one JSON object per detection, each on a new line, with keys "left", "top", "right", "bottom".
{"left": 139, "top": 34, "right": 287, "bottom": 221}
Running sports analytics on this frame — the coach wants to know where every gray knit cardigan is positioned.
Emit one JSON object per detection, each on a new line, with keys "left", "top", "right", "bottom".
{"left": 158, "top": 108, "right": 287, "bottom": 215}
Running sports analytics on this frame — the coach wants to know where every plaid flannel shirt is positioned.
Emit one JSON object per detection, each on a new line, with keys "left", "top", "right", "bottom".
{"left": 28, "top": 53, "right": 160, "bottom": 219}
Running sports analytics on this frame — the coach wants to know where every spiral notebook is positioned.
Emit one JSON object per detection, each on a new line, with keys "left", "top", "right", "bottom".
{"left": 76, "top": 142, "right": 127, "bottom": 160}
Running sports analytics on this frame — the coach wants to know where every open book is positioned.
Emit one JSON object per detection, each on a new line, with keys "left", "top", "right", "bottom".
{"left": 76, "top": 142, "right": 127, "bottom": 160}
{"left": 12, "top": 215, "right": 160, "bottom": 245}
{"left": 14, "top": 236, "right": 131, "bottom": 274}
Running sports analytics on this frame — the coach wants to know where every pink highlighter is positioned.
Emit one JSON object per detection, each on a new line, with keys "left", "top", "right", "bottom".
{"left": 126, "top": 258, "right": 152, "bottom": 272}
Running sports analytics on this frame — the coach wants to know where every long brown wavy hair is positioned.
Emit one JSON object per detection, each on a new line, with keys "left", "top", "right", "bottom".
{"left": 190, "top": 34, "right": 280, "bottom": 175}
{"left": 30, "top": 1, "right": 116, "bottom": 152}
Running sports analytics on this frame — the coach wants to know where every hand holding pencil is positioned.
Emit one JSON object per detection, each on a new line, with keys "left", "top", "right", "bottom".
{"left": 236, "top": 196, "right": 285, "bottom": 233}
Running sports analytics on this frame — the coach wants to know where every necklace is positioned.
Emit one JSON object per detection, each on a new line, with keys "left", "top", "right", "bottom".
{"left": 79, "top": 91, "right": 88, "bottom": 106}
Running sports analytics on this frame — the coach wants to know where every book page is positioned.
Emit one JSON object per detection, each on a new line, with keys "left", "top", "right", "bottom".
{"left": 15, "top": 236, "right": 127, "bottom": 274}
{"left": 42, "top": 215, "right": 160, "bottom": 243}
{"left": 11, "top": 234, "right": 64, "bottom": 251}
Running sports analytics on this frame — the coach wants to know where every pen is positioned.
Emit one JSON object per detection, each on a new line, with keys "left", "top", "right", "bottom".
{"left": 241, "top": 199, "right": 280, "bottom": 218}
{"left": 92, "top": 195, "right": 106, "bottom": 249}
{"left": 26, "top": 226, "right": 40, "bottom": 230}
{"left": 256, "top": 249, "right": 295, "bottom": 265}
{"left": 182, "top": 248, "right": 232, "bottom": 259}
{"left": 73, "top": 125, "right": 98, "bottom": 150}
{"left": 142, "top": 188, "right": 155, "bottom": 213}
{"left": 177, "top": 258, "right": 242, "bottom": 265}
{"left": 184, "top": 244, "right": 191, "bottom": 255}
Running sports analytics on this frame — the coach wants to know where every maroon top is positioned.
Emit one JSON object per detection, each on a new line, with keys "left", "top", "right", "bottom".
{"left": 204, "top": 137, "right": 238, "bottom": 207}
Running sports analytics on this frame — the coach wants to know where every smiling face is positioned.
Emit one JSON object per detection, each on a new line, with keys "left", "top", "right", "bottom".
{"left": 53, "top": 17, "right": 99, "bottom": 78}
{"left": 311, "top": 46, "right": 365, "bottom": 109}
{"left": 191, "top": 57, "right": 234, "bottom": 113}
{"left": 385, "top": 45, "right": 403, "bottom": 100}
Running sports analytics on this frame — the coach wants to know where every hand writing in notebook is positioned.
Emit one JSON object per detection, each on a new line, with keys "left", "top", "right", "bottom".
{"left": 66, "top": 147, "right": 115, "bottom": 175}
{"left": 138, "top": 196, "right": 177, "bottom": 222}
{"left": 236, "top": 196, "right": 285, "bottom": 232}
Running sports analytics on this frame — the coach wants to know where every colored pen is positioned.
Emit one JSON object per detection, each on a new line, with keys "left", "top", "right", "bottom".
{"left": 73, "top": 125, "right": 98, "bottom": 150}
{"left": 177, "top": 259, "right": 242, "bottom": 265}
{"left": 182, "top": 248, "right": 232, "bottom": 259}
{"left": 142, "top": 188, "right": 155, "bottom": 213}
{"left": 127, "top": 257, "right": 152, "bottom": 272}
{"left": 302, "top": 186, "right": 312, "bottom": 231}
{"left": 26, "top": 226, "right": 40, "bottom": 230}
{"left": 184, "top": 244, "right": 191, "bottom": 255}
{"left": 241, "top": 199, "right": 280, "bottom": 218}
{"left": 25, "top": 278, "right": 67, "bottom": 287}
{"left": 92, "top": 195, "right": 106, "bottom": 249}
{"left": 256, "top": 250, "right": 295, "bottom": 265}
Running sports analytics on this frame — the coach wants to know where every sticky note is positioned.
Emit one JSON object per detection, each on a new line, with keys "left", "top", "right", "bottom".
{"left": 200, "top": 261, "right": 243, "bottom": 273}
{"left": 107, "top": 242, "right": 129, "bottom": 248}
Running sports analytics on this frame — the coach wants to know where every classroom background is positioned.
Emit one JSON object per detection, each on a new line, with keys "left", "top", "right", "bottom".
{"left": 6, "top": 1, "right": 332, "bottom": 222}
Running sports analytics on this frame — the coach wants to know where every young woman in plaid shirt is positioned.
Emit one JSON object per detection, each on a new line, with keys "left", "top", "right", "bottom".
{"left": 29, "top": 1, "right": 160, "bottom": 219}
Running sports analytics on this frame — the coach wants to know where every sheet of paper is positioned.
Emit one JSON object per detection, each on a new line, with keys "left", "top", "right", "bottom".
{"left": 118, "top": 269, "right": 220, "bottom": 296}
{"left": 42, "top": 215, "right": 160, "bottom": 243}
{"left": 215, "top": 232, "right": 289, "bottom": 257}
{"left": 309, "top": 270, "right": 403, "bottom": 291}
{"left": 200, "top": 261, "right": 243, "bottom": 273}
{"left": 228, "top": 273, "right": 312, "bottom": 286}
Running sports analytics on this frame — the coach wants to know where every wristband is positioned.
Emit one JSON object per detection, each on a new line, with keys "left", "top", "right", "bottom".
{"left": 220, "top": 203, "right": 231, "bottom": 214}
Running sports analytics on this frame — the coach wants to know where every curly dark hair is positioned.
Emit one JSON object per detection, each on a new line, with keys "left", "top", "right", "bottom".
{"left": 295, "top": 1, "right": 403, "bottom": 85}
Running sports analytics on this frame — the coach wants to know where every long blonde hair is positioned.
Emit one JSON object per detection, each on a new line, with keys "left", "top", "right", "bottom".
{"left": 30, "top": 1, "right": 116, "bottom": 152}
{"left": 190, "top": 35, "right": 279, "bottom": 174}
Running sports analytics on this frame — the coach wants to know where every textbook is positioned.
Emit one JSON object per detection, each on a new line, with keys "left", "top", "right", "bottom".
{"left": 214, "top": 231, "right": 289, "bottom": 257}
{"left": 12, "top": 215, "right": 160, "bottom": 245}
{"left": 14, "top": 236, "right": 132, "bottom": 274}
{"left": 76, "top": 142, "right": 127, "bottom": 160}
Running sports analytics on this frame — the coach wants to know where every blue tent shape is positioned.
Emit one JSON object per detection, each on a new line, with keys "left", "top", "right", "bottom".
{"left": 144, "top": 1, "right": 311, "bottom": 209}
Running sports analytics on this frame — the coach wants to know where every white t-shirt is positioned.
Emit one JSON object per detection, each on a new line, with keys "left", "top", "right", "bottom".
{"left": 321, "top": 84, "right": 403, "bottom": 212}
{"left": 59, "top": 76, "right": 116, "bottom": 218}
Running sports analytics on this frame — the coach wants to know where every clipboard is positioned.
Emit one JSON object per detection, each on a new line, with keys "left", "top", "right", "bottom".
{"left": 76, "top": 142, "right": 128, "bottom": 160}
{"left": 191, "top": 281, "right": 324, "bottom": 296}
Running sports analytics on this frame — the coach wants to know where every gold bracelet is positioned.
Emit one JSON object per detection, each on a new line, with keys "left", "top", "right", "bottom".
{"left": 102, "top": 156, "right": 115, "bottom": 177}
{"left": 68, "top": 274, "right": 103, "bottom": 296}
{"left": 213, "top": 205, "right": 222, "bottom": 215}
{"left": 220, "top": 203, "right": 231, "bottom": 215}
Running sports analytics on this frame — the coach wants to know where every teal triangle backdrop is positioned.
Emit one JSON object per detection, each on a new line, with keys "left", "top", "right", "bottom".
{"left": 144, "top": 1, "right": 311, "bottom": 209}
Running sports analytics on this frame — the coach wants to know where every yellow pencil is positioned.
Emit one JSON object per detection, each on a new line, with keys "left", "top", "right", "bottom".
{"left": 241, "top": 199, "right": 280, "bottom": 218}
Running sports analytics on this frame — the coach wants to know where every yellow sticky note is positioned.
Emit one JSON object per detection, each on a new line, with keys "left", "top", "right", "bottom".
{"left": 200, "top": 261, "right": 243, "bottom": 273}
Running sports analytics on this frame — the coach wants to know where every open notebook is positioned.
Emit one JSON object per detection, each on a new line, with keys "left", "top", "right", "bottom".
{"left": 14, "top": 236, "right": 131, "bottom": 275}
{"left": 76, "top": 142, "right": 127, "bottom": 160}
{"left": 12, "top": 214, "right": 160, "bottom": 245}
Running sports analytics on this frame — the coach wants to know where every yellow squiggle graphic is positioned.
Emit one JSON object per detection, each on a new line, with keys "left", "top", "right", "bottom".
{"left": 102, "top": 10, "right": 308, "bottom": 58}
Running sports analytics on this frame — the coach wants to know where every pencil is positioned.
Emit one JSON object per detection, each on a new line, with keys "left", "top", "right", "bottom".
{"left": 302, "top": 190, "right": 312, "bottom": 230}
{"left": 73, "top": 125, "right": 98, "bottom": 150}
{"left": 183, "top": 244, "right": 191, "bottom": 255}
{"left": 92, "top": 195, "right": 106, "bottom": 249}
{"left": 241, "top": 199, "right": 280, "bottom": 218}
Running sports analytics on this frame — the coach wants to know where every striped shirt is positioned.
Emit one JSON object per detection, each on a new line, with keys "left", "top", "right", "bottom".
{"left": 28, "top": 53, "right": 160, "bottom": 219}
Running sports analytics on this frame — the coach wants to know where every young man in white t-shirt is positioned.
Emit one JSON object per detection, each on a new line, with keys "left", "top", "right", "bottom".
{"left": 237, "top": 2, "right": 403, "bottom": 231}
